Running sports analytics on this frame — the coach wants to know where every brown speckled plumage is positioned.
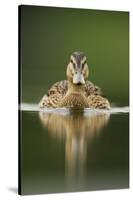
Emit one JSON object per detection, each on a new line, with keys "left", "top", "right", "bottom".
{"left": 39, "top": 52, "right": 110, "bottom": 109}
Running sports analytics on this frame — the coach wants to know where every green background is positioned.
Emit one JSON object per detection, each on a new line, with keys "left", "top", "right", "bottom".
{"left": 20, "top": 5, "right": 129, "bottom": 106}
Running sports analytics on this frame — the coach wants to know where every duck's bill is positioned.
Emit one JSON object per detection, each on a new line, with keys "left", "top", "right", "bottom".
{"left": 73, "top": 73, "right": 85, "bottom": 85}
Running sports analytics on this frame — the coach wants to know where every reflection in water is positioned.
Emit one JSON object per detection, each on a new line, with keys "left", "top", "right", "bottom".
{"left": 39, "top": 110, "right": 110, "bottom": 188}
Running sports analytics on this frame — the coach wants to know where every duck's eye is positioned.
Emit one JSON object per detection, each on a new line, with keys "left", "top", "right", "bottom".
{"left": 73, "top": 63, "right": 76, "bottom": 68}
{"left": 70, "top": 59, "right": 73, "bottom": 64}
{"left": 70, "top": 59, "right": 76, "bottom": 68}
{"left": 82, "top": 60, "right": 86, "bottom": 68}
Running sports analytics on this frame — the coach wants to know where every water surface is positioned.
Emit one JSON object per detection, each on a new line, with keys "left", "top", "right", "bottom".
{"left": 20, "top": 104, "right": 129, "bottom": 194}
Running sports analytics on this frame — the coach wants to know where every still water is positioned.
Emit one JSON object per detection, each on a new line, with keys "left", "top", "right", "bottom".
{"left": 20, "top": 104, "right": 129, "bottom": 195}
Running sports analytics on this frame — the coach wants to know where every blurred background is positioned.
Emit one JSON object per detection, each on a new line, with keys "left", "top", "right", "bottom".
{"left": 20, "top": 5, "right": 129, "bottom": 105}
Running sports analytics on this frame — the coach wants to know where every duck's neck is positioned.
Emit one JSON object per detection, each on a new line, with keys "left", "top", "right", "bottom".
{"left": 67, "top": 81, "right": 86, "bottom": 94}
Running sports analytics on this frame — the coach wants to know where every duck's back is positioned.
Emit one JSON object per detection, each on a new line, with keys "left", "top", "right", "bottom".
{"left": 47, "top": 80, "right": 68, "bottom": 96}
{"left": 85, "top": 80, "right": 103, "bottom": 96}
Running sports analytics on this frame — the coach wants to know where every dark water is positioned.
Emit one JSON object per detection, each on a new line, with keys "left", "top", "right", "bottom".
{"left": 20, "top": 109, "right": 129, "bottom": 195}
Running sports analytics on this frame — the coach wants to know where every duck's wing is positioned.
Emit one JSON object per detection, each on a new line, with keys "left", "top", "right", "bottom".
{"left": 39, "top": 80, "right": 68, "bottom": 108}
{"left": 47, "top": 80, "right": 68, "bottom": 96}
{"left": 85, "top": 81, "right": 110, "bottom": 109}
{"left": 85, "top": 80, "right": 103, "bottom": 96}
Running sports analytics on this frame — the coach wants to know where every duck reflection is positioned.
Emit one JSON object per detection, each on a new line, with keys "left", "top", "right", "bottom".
{"left": 39, "top": 109, "right": 110, "bottom": 186}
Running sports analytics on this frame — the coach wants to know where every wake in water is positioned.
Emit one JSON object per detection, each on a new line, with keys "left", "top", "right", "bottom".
{"left": 20, "top": 103, "right": 129, "bottom": 115}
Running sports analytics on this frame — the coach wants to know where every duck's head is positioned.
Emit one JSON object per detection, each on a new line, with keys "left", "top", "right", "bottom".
{"left": 67, "top": 52, "right": 89, "bottom": 85}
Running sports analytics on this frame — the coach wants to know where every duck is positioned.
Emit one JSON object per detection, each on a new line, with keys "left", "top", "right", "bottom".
{"left": 39, "top": 52, "right": 110, "bottom": 109}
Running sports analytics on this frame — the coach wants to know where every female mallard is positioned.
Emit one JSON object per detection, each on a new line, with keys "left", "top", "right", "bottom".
{"left": 39, "top": 52, "right": 110, "bottom": 109}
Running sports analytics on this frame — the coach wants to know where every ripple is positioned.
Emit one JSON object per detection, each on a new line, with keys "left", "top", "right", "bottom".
{"left": 20, "top": 103, "right": 129, "bottom": 116}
